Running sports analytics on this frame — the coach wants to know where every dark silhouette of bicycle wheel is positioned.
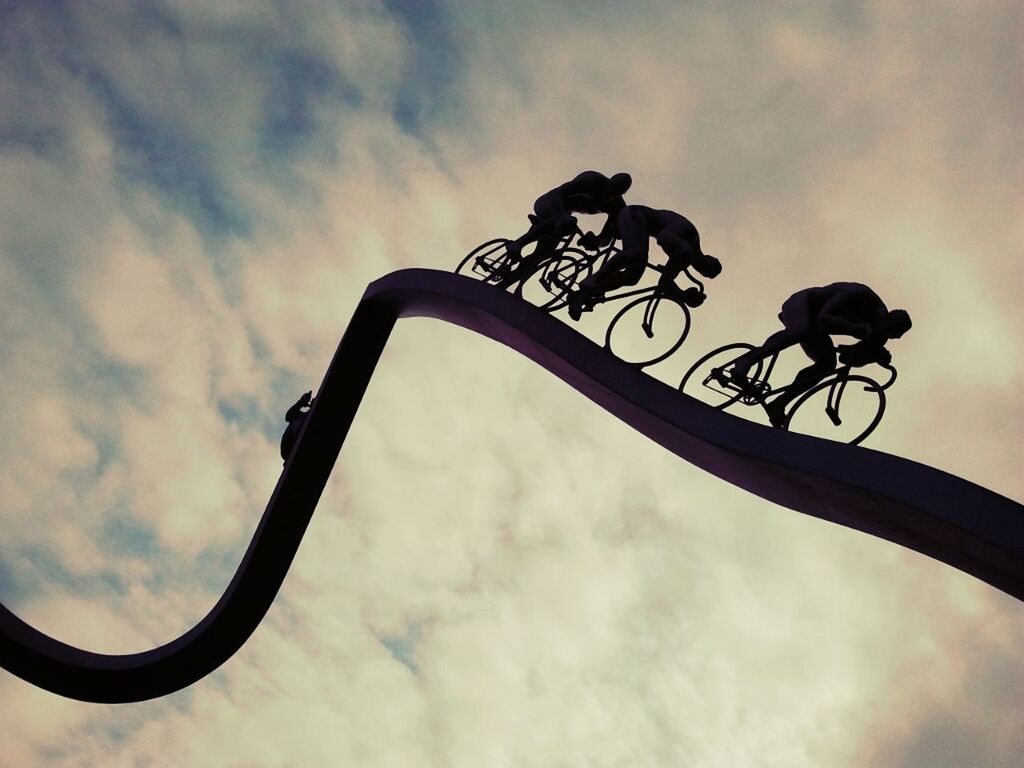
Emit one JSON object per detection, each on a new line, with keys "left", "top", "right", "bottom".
{"left": 605, "top": 295, "right": 690, "bottom": 367}
{"left": 679, "top": 343, "right": 764, "bottom": 411}
{"left": 515, "top": 248, "right": 593, "bottom": 311}
{"left": 785, "top": 374, "right": 886, "bottom": 445}
{"left": 455, "top": 238, "right": 512, "bottom": 283}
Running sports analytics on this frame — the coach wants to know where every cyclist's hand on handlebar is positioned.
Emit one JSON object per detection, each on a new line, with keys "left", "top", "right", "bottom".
{"left": 838, "top": 344, "right": 864, "bottom": 366}
{"left": 578, "top": 231, "right": 601, "bottom": 251}
{"left": 839, "top": 342, "right": 890, "bottom": 367}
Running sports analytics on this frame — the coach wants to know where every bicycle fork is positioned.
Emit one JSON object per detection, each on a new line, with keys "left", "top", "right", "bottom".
{"left": 825, "top": 374, "right": 847, "bottom": 426}
{"left": 641, "top": 295, "right": 661, "bottom": 339}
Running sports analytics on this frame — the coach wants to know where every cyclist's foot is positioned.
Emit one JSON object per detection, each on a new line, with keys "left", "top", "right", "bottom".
{"left": 505, "top": 241, "right": 523, "bottom": 261}
{"left": 711, "top": 367, "right": 732, "bottom": 387}
{"left": 568, "top": 290, "right": 598, "bottom": 321}
{"left": 727, "top": 363, "right": 752, "bottom": 389}
{"left": 567, "top": 291, "right": 586, "bottom": 321}
{"left": 494, "top": 256, "right": 528, "bottom": 288}
{"left": 765, "top": 401, "right": 787, "bottom": 428}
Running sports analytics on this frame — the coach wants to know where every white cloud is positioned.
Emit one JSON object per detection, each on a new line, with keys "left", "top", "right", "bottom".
{"left": 1, "top": 1, "right": 1021, "bottom": 766}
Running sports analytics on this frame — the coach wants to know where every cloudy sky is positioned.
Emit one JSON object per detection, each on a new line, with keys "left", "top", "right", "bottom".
{"left": 1, "top": 1, "right": 1022, "bottom": 765}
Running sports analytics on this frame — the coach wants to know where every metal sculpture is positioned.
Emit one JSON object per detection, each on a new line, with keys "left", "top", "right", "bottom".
{"left": 2, "top": 269, "right": 1021, "bottom": 704}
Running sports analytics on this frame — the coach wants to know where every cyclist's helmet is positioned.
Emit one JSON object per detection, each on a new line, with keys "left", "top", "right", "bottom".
{"left": 693, "top": 253, "right": 722, "bottom": 278}
{"left": 882, "top": 309, "right": 912, "bottom": 339}
{"left": 608, "top": 172, "right": 632, "bottom": 195}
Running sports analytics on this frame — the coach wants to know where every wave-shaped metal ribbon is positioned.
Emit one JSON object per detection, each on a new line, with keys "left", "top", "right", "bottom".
{"left": 2, "top": 268, "right": 1022, "bottom": 703}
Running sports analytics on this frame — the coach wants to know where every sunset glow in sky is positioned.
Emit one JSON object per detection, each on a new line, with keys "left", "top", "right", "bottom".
{"left": 1, "top": 2, "right": 1022, "bottom": 766}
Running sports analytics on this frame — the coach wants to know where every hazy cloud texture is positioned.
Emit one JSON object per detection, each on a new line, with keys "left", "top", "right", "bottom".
{"left": 1, "top": 1, "right": 1022, "bottom": 766}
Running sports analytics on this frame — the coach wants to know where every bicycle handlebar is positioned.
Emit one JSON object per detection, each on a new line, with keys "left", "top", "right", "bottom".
{"left": 865, "top": 363, "right": 898, "bottom": 392}
{"left": 682, "top": 266, "right": 705, "bottom": 293}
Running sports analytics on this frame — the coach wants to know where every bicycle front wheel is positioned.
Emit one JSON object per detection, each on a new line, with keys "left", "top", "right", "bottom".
{"left": 785, "top": 374, "right": 886, "bottom": 445}
{"left": 678, "top": 343, "right": 764, "bottom": 412}
{"left": 605, "top": 294, "right": 690, "bottom": 367}
{"left": 515, "top": 248, "right": 593, "bottom": 311}
{"left": 455, "top": 238, "right": 513, "bottom": 283}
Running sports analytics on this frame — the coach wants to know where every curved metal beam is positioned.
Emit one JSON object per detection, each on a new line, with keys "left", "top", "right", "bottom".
{"left": 2, "top": 268, "right": 1022, "bottom": 703}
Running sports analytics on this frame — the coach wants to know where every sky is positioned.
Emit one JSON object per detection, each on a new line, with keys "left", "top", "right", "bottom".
{"left": 1, "top": 1, "right": 1022, "bottom": 766}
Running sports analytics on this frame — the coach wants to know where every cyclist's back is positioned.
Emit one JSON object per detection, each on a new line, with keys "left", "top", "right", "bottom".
{"left": 557, "top": 170, "right": 630, "bottom": 216}
{"left": 794, "top": 282, "right": 885, "bottom": 326}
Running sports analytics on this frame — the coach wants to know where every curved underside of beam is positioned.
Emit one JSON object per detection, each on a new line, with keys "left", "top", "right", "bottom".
{"left": 2, "top": 268, "right": 1022, "bottom": 703}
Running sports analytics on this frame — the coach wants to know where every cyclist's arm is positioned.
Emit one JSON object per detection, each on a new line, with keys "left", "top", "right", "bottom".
{"left": 839, "top": 340, "right": 891, "bottom": 367}
{"left": 595, "top": 197, "right": 625, "bottom": 244}
{"left": 537, "top": 188, "right": 570, "bottom": 219}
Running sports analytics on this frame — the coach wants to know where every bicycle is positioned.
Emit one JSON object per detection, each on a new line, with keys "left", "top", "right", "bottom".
{"left": 454, "top": 218, "right": 589, "bottom": 309}
{"left": 678, "top": 343, "right": 897, "bottom": 445}
{"left": 536, "top": 243, "right": 708, "bottom": 368}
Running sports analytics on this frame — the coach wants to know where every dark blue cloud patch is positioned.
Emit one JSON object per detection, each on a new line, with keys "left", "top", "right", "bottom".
{"left": 0, "top": 4, "right": 74, "bottom": 160}
{"left": 259, "top": 49, "right": 361, "bottom": 161}
{"left": 0, "top": 556, "right": 28, "bottom": 605}
{"left": 101, "top": 516, "right": 159, "bottom": 560}
{"left": 0, "top": 124, "right": 66, "bottom": 159}
{"left": 3, "top": 544, "right": 127, "bottom": 607}
{"left": 384, "top": 0, "right": 465, "bottom": 139}
{"left": 379, "top": 619, "right": 425, "bottom": 675}
{"left": 68, "top": 60, "right": 252, "bottom": 238}
{"left": 194, "top": 542, "right": 240, "bottom": 594}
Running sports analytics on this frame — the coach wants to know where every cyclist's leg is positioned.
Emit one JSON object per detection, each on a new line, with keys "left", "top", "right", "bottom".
{"left": 506, "top": 221, "right": 541, "bottom": 261}
{"left": 507, "top": 195, "right": 557, "bottom": 259}
{"left": 579, "top": 206, "right": 648, "bottom": 295}
{"left": 730, "top": 328, "right": 799, "bottom": 383}
{"left": 732, "top": 294, "right": 814, "bottom": 381}
{"left": 498, "top": 231, "right": 562, "bottom": 289}
{"left": 766, "top": 333, "right": 836, "bottom": 425}
{"left": 580, "top": 248, "right": 646, "bottom": 295}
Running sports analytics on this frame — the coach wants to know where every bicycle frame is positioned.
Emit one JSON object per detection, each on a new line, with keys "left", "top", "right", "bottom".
{"left": 566, "top": 245, "right": 706, "bottom": 338}
{"left": 709, "top": 350, "right": 898, "bottom": 424}
{"left": 469, "top": 227, "right": 580, "bottom": 280}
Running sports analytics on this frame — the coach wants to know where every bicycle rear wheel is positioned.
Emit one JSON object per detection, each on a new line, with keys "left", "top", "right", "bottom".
{"left": 605, "top": 294, "right": 690, "bottom": 367}
{"left": 678, "top": 343, "right": 765, "bottom": 411}
{"left": 785, "top": 374, "right": 886, "bottom": 445}
{"left": 455, "top": 239, "right": 513, "bottom": 283}
{"left": 515, "top": 247, "right": 593, "bottom": 311}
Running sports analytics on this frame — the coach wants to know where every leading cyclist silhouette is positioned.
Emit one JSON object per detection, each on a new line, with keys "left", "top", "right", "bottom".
{"left": 728, "top": 283, "right": 911, "bottom": 427}
{"left": 568, "top": 204, "right": 721, "bottom": 320}
{"left": 501, "top": 170, "right": 632, "bottom": 284}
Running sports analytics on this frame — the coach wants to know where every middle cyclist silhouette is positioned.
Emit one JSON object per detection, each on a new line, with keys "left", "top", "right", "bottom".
{"left": 500, "top": 170, "right": 632, "bottom": 286}
{"left": 728, "top": 282, "right": 912, "bottom": 427}
{"left": 567, "top": 204, "right": 721, "bottom": 320}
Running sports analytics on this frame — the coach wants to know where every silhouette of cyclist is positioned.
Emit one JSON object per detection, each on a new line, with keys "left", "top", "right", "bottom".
{"left": 502, "top": 170, "right": 632, "bottom": 283}
{"left": 728, "top": 283, "right": 911, "bottom": 427}
{"left": 567, "top": 204, "right": 721, "bottom": 320}
{"left": 280, "top": 391, "right": 313, "bottom": 463}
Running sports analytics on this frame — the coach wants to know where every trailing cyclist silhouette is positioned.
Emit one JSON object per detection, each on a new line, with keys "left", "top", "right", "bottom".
{"left": 501, "top": 170, "right": 632, "bottom": 285}
{"left": 568, "top": 204, "right": 721, "bottom": 320}
{"left": 280, "top": 391, "right": 313, "bottom": 463}
{"left": 728, "top": 283, "right": 911, "bottom": 427}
